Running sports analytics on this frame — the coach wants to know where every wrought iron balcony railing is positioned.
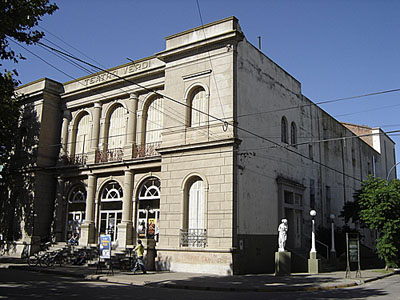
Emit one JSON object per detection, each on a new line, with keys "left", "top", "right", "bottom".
{"left": 95, "top": 148, "right": 124, "bottom": 163}
{"left": 180, "top": 229, "right": 207, "bottom": 248}
{"left": 133, "top": 142, "right": 161, "bottom": 159}
{"left": 61, "top": 153, "right": 88, "bottom": 165}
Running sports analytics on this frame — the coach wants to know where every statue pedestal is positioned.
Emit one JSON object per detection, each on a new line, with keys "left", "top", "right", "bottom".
{"left": 308, "top": 251, "right": 321, "bottom": 274}
{"left": 275, "top": 251, "right": 291, "bottom": 276}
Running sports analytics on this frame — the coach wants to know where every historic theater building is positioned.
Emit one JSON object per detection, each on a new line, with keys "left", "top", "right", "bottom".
{"left": 12, "top": 17, "right": 395, "bottom": 275}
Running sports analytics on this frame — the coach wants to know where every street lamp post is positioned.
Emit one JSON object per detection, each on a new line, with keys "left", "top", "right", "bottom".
{"left": 330, "top": 214, "right": 336, "bottom": 254}
{"left": 386, "top": 161, "right": 400, "bottom": 181}
{"left": 308, "top": 209, "right": 320, "bottom": 274}
{"left": 329, "top": 214, "right": 337, "bottom": 265}
{"left": 310, "top": 209, "right": 317, "bottom": 253}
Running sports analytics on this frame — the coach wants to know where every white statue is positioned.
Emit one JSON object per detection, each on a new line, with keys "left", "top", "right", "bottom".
{"left": 278, "top": 219, "right": 288, "bottom": 252}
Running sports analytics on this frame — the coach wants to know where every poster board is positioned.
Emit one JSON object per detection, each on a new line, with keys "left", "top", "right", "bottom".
{"left": 345, "top": 233, "right": 361, "bottom": 278}
{"left": 99, "top": 234, "right": 111, "bottom": 259}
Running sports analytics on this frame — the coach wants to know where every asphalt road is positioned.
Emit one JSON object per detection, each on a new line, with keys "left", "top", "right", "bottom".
{"left": 0, "top": 268, "right": 399, "bottom": 300}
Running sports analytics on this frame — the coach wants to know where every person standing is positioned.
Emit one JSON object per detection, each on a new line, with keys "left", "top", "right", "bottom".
{"left": 132, "top": 240, "right": 147, "bottom": 274}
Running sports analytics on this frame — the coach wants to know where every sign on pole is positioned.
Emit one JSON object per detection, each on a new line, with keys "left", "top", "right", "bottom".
{"left": 346, "top": 233, "right": 361, "bottom": 278}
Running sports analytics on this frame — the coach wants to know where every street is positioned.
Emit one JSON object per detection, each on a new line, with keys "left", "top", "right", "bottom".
{"left": 0, "top": 268, "right": 399, "bottom": 299}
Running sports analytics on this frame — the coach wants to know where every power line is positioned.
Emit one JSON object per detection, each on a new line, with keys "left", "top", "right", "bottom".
{"left": 13, "top": 38, "right": 220, "bottom": 145}
{"left": 195, "top": 0, "right": 226, "bottom": 120}
{"left": 236, "top": 87, "right": 400, "bottom": 119}
{"left": 26, "top": 41, "right": 392, "bottom": 184}
{"left": 9, "top": 39, "right": 75, "bottom": 81}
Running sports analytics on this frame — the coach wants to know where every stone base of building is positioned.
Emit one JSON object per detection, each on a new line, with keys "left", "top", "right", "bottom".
{"left": 80, "top": 222, "right": 96, "bottom": 246}
{"left": 155, "top": 250, "right": 233, "bottom": 275}
{"left": 116, "top": 222, "right": 134, "bottom": 249}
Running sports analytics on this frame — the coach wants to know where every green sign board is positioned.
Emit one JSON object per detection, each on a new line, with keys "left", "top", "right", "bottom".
{"left": 345, "top": 233, "right": 361, "bottom": 278}
{"left": 348, "top": 239, "right": 358, "bottom": 262}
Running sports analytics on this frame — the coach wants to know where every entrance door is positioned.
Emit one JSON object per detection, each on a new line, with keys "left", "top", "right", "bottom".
{"left": 137, "top": 208, "right": 160, "bottom": 239}
{"left": 99, "top": 181, "right": 123, "bottom": 242}
{"left": 284, "top": 208, "right": 303, "bottom": 249}
{"left": 67, "top": 211, "right": 85, "bottom": 240}
{"left": 137, "top": 177, "right": 161, "bottom": 241}
{"left": 294, "top": 210, "right": 302, "bottom": 248}
{"left": 66, "top": 185, "right": 86, "bottom": 241}
{"left": 99, "top": 211, "right": 122, "bottom": 241}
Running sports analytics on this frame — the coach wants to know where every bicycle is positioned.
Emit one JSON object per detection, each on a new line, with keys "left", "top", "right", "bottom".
{"left": 42, "top": 249, "right": 68, "bottom": 267}
{"left": 27, "top": 251, "right": 48, "bottom": 267}
{"left": 26, "top": 242, "right": 51, "bottom": 267}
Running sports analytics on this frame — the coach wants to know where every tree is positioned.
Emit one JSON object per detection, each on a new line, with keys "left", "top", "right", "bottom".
{"left": 0, "top": 0, "right": 58, "bottom": 164}
{"left": 0, "top": 0, "right": 58, "bottom": 241}
{"left": 1, "top": 0, "right": 58, "bottom": 64}
{"left": 342, "top": 176, "right": 400, "bottom": 269}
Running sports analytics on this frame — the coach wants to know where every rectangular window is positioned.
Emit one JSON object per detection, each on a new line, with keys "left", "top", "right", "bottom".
{"left": 284, "top": 191, "right": 294, "bottom": 204}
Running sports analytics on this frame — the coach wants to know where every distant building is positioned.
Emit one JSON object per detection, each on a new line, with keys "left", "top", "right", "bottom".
{"left": 9, "top": 17, "right": 395, "bottom": 274}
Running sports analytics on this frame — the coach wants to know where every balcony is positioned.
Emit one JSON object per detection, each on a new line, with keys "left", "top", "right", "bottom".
{"left": 180, "top": 229, "right": 207, "bottom": 248}
{"left": 61, "top": 153, "right": 88, "bottom": 165}
{"left": 95, "top": 148, "right": 124, "bottom": 163}
{"left": 133, "top": 142, "right": 161, "bottom": 159}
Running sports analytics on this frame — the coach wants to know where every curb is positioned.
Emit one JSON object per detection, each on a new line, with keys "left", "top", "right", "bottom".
{"left": 5, "top": 265, "right": 397, "bottom": 293}
{"left": 156, "top": 281, "right": 361, "bottom": 293}
{"left": 8, "top": 265, "right": 87, "bottom": 278}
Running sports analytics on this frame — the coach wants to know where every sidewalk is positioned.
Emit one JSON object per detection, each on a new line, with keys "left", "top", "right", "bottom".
{"left": 0, "top": 256, "right": 397, "bottom": 292}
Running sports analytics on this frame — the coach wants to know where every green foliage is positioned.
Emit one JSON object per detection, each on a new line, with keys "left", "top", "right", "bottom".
{"left": 0, "top": 72, "right": 20, "bottom": 164}
{"left": 0, "top": 0, "right": 58, "bottom": 65}
{"left": 348, "top": 176, "right": 400, "bottom": 268}
{"left": 0, "top": 0, "right": 58, "bottom": 241}
{"left": 0, "top": 0, "right": 58, "bottom": 160}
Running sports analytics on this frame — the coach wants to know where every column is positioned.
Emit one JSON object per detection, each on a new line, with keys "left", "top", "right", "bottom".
{"left": 125, "top": 93, "right": 138, "bottom": 159}
{"left": 90, "top": 102, "right": 101, "bottom": 162}
{"left": 136, "top": 110, "right": 145, "bottom": 146}
{"left": 60, "top": 110, "right": 71, "bottom": 157}
{"left": 80, "top": 174, "right": 97, "bottom": 246}
{"left": 117, "top": 169, "right": 134, "bottom": 248}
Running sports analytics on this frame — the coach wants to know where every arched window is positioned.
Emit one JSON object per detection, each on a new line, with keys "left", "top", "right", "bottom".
{"left": 74, "top": 113, "right": 91, "bottom": 156}
{"left": 107, "top": 105, "right": 125, "bottom": 149}
{"left": 69, "top": 185, "right": 87, "bottom": 203}
{"left": 281, "top": 116, "right": 288, "bottom": 144}
{"left": 290, "top": 122, "right": 297, "bottom": 147}
{"left": 137, "top": 177, "right": 161, "bottom": 240}
{"left": 190, "top": 87, "right": 207, "bottom": 127}
{"left": 187, "top": 177, "right": 205, "bottom": 230}
{"left": 145, "top": 97, "right": 163, "bottom": 144}
{"left": 181, "top": 176, "right": 206, "bottom": 247}
{"left": 99, "top": 181, "right": 123, "bottom": 241}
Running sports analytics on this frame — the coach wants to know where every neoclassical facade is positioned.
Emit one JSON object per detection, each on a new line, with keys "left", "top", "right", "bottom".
{"left": 12, "top": 17, "right": 395, "bottom": 275}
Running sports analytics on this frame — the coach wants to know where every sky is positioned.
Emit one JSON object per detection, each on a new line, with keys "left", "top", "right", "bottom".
{"left": 4, "top": 0, "right": 400, "bottom": 176}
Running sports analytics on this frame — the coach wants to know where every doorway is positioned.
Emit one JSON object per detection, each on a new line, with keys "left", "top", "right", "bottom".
{"left": 98, "top": 181, "right": 123, "bottom": 242}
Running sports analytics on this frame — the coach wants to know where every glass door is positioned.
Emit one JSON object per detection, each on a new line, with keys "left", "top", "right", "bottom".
{"left": 99, "top": 211, "right": 122, "bottom": 241}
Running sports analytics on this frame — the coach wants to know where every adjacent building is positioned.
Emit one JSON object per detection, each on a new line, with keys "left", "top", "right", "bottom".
{"left": 8, "top": 17, "right": 396, "bottom": 275}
